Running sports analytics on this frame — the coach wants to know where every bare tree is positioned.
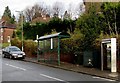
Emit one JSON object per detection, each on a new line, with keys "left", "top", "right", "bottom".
{"left": 32, "top": 4, "right": 43, "bottom": 19}
{"left": 24, "top": 3, "right": 47, "bottom": 22}
{"left": 24, "top": 7, "right": 34, "bottom": 22}
{"left": 67, "top": 3, "right": 73, "bottom": 19}
{"left": 75, "top": 2, "right": 85, "bottom": 17}
{"left": 42, "top": 5, "right": 52, "bottom": 17}
{"left": 52, "top": 1, "right": 64, "bottom": 17}
{"left": 67, "top": 3, "right": 85, "bottom": 19}
{"left": 63, "top": 11, "right": 70, "bottom": 19}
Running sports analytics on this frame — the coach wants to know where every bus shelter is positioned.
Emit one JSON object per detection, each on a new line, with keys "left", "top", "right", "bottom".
{"left": 37, "top": 32, "right": 70, "bottom": 65}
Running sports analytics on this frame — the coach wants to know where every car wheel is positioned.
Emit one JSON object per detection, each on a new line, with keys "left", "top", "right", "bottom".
{"left": 3, "top": 54, "right": 6, "bottom": 58}
{"left": 9, "top": 55, "right": 13, "bottom": 59}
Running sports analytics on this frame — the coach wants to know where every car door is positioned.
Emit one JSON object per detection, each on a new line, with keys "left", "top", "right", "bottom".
{"left": 3, "top": 47, "right": 7, "bottom": 56}
{"left": 5, "top": 47, "right": 10, "bottom": 57}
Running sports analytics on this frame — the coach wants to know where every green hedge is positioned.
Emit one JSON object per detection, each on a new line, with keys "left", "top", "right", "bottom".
{"left": 24, "top": 40, "right": 37, "bottom": 57}
{"left": 11, "top": 38, "right": 37, "bottom": 57}
{"left": 2, "top": 43, "right": 10, "bottom": 48}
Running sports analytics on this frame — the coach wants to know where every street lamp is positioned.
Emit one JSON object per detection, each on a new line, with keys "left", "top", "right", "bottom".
{"left": 16, "top": 11, "right": 24, "bottom": 51}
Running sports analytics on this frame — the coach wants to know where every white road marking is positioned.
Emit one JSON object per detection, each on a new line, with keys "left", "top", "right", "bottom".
{"left": 40, "top": 73, "right": 69, "bottom": 83}
{"left": 92, "top": 76, "right": 116, "bottom": 81}
{"left": 5, "top": 64, "right": 26, "bottom": 71}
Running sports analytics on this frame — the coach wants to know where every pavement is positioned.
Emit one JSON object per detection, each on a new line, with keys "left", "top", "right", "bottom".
{"left": 24, "top": 57, "right": 120, "bottom": 82}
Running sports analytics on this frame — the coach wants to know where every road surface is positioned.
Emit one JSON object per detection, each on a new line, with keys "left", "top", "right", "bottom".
{"left": 0, "top": 49, "right": 117, "bottom": 82}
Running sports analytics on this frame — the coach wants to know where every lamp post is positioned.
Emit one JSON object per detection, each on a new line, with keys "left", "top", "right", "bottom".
{"left": 16, "top": 11, "right": 24, "bottom": 51}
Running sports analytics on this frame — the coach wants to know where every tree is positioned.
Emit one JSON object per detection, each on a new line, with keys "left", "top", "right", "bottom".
{"left": 48, "top": 17, "right": 76, "bottom": 33}
{"left": 75, "top": 3, "right": 85, "bottom": 17}
{"left": 101, "top": 2, "right": 120, "bottom": 36}
{"left": 32, "top": 4, "right": 43, "bottom": 20}
{"left": 11, "top": 14, "right": 15, "bottom": 24}
{"left": 25, "top": 4, "right": 44, "bottom": 22}
{"left": 2, "top": 6, "right": 15, "bottom": 24}
{"left": 24, "top": 3, "right": 51, "bottom": 22}
{"left": 67, "top": 3, "right": 73, "bottom": 19}
{"left": 76, "top": 4, "right": 101, "bottom": 50}
{"left": 43, "top": 5, "right": 52, "bottom": 17}
{"left": 2, "top": 6, "right": 15, "bottom": 23}
{"left": 63, "top": 11, "right": 70, "bottom": 19}
{"left": 22, "top": 22, "right": 51, "bottom": 40}
{"left": 62, "top": 18, "right": 76, "bottom": 33}
{"left": 24, "top": 7, "right": 34, "bottom": 22}
{"left": 2, "top": 6, "right": 11, "bottom": 18}
{"left": 48, "top": 17, "right": 63, "bottom": 32}
{"left": 52, "top": 2, "right": 64, "bottom": 17}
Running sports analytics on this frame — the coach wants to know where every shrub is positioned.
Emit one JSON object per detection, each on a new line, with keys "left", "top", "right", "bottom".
{"left": 24, "top": 40, "right": 37, "bottom": 57}
{"left": 11, "top": 38, "right": 21, "bottom": 49}
{"left": 60, "top": 28, "right": 84, "bottom": 64}
{"left": 11, "top": 38, "right": 37, "bottom": 57}
{"left": 2, "top": 43, "right": 9, "bottom": 48}
{"left": 61, "top": 28, "right": 84, "bottom": 54}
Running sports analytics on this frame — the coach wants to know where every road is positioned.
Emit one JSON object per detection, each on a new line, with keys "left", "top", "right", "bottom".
{"left": 0, "top": 50, "right": 117, "bottom": 82}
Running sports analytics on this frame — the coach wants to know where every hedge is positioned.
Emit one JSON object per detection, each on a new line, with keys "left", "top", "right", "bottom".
{"left": 11, "top": 38, "right": 37, "bottom": 57}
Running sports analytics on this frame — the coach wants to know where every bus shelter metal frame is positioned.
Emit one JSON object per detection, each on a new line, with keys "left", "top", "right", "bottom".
{"left": 37, "top": 32, "right": 70, "bottom": 65}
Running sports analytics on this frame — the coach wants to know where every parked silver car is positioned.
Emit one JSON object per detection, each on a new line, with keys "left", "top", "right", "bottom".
{"left": 2, "top": 46, "right": 25, "bottom": 59}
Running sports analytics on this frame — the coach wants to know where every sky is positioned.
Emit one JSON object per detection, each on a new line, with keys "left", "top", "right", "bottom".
{"left": 0, "top": 0, "right": 83, "bottom": 18}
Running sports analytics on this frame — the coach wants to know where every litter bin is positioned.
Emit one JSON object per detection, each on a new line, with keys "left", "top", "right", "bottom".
{"left": 74, "top": 51, "right": 83, "bottom": 65}
{"left": 83, "top": 51, "right": 93, "bottom": 67}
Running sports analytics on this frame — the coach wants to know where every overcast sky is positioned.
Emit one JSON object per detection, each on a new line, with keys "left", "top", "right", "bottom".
{"left": 0, "top": 0, "right": 83, "bottom": 18}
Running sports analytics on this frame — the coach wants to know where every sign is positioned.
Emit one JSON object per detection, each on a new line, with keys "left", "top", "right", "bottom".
{"left": 7, "top": 36, "right": 10, "bottom": 43}
{"left": 51, "top": 38, "right": 53, "bottom": 49}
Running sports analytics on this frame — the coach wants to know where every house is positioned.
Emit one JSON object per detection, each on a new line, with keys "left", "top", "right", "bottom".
{"left": 0, "top": 20, "right": 16, "bottom": 43}
{"left": 31, "top": 14, "right": 51, "bottom": 24}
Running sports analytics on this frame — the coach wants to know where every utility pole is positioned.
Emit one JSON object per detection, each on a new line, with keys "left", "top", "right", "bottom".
{"left": 16, "top": 11, "right": 24, "bottom": 51}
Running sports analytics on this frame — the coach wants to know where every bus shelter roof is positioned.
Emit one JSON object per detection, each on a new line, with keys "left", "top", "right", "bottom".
{"left": 37, "top": 32, "right": 70, "bottom": 41}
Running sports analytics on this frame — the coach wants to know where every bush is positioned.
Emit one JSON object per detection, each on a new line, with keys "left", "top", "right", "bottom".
{"left": 2, "top": 43, "right": 9, "bottom": 48}
{"left": 11, "top": 38, "right": 21, "bottom": 49}
{"left": 61, "top": 28, "right": 84, "bottom": 54}
{"left": 11, "top": 38, "right": 37, "bottom": 57}
{"left": 24, "top": 40, "right": 37, "bottom": 57}
{"left": 60, "top": 28, "right": 84, "bottom": 64}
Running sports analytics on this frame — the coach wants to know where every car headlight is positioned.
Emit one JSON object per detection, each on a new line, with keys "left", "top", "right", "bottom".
{"left": 12, "top": 54, "right": 18, "bottom": 56}
{"left": 23, "top": 52, "right": 25, "bottom": 55}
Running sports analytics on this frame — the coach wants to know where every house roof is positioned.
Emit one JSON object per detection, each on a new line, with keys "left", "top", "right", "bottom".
{"left": 32, "top": 16, "right": 50, "bottom": 23}
{"left": 37, "top": 32, "right": 70, "bottom": 41}
{"left": 0, "top": 19, "right": 16, "bottom": 28}
{"left": 4, "top": 23, "right": 16, "bottom": 29}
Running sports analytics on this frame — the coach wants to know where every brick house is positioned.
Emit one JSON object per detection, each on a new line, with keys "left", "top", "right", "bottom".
{"left": 0, "top": 20, "right": 16, "bottom": 43}
{"left": 31, "top": 14, "right": 51, "bottom": 23}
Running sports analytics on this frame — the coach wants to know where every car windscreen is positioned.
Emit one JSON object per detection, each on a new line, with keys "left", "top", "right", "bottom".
{"left": 9, "top": 47, "right": 21, "bottom": 51}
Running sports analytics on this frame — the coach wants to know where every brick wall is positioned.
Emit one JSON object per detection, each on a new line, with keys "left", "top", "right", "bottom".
{"left": 3, "top": 28, "right": 14, "bottom": 43}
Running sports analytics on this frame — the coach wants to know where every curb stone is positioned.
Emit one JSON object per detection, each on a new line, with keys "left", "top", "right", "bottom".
{"left": 23, "top": 59, "right": 119, "bottom": 82}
